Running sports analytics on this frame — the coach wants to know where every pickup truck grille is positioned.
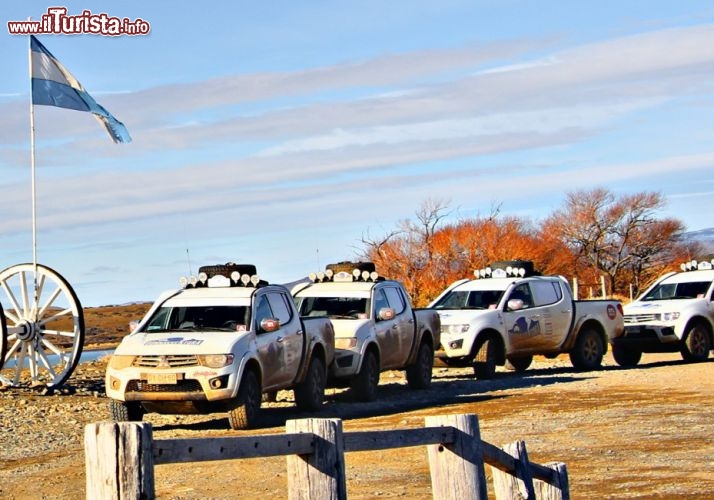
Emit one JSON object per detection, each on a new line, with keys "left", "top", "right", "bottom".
{"left": 131, "top": 355, "right": 199, "bottom": 368}
{"left": 624, "top": 314, "right": 661, "bottom": 324}
{"left": 624, "top": 314, "right": 658, "bottom": 323}
{"left": 126, "top": 379, "right": 203, "bottom": 393}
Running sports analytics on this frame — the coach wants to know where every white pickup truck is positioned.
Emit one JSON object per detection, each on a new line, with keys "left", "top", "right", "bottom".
{"left": 291, "top": 262, "right": 441, "bottom": 401}
{"left": 105, "top": 263, "right": 335, "bottom": 430}
{"left": 429, "top": 260, "right": 625, "bottom": 377}
{"left": 615, "top": 260, "right": 714, "bottom": 367}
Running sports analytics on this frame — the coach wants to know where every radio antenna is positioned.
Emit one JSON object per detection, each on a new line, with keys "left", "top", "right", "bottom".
{"left": 186, "top": 248, "right": 193, "bottom": 275}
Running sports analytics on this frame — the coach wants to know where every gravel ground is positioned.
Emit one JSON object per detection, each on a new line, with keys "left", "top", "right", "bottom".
{"left": 1, "top": 352, "right": 714, "bottom": 499}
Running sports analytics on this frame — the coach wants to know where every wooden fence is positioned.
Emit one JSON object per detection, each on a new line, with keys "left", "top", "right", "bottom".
{"left": 84, "top": 413, "right": 569, "bottom": 499}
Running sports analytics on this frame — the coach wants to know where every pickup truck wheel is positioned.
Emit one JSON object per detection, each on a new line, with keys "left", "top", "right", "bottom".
{"left": 351, "top": 351, "right": 379, "bottom": 402}
{"left": 505, "top": 355, "right": 533, "bottom": 373}
{"left": 406, "top": 342, "right": 433, "bottom": 389}
{"left": 473, "top": 338, "right": 497, "bottom": 379}
{"left": 294, "top": 356, "right": 326, "bottom": 411}
{"left": 681, "top": 322, "right": 711, "bottom": 362}
{"left": 612, "top": 344, "right": 641, "bottom": 367}
{"left": 569, "top": 328, "right": 604, "bottom": 371}
{"left": 228, "top": 370, "right": 261, "bottom": 430}
{"left": 109, "top": 400, "right": 144, "bottom": 422}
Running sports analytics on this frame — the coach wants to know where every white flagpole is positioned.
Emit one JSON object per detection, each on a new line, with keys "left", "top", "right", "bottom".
{"left": 28, "top": 28, "right": 39, "bottom": 304}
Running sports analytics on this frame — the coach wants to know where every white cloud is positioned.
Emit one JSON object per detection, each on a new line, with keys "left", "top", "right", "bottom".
{"left": 256, "top": 100, "right": 660, "bottom": 156}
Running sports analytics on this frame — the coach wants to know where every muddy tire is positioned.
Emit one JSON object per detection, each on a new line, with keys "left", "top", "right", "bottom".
{"left": 473, "top": 337, "right": 497, "bottom": 379}
{"left": 505, "top": 355, "right": 533, "bottom": 373}
{"left": 294, "top": 356, "right": 326, "bottom": 411}
{"left": 406, "top": 341, "right": 433, "bottom": 389}
{"left": 681, "top": 322, "right": 711, "bottom": 362}
{"left": 612, "top": 344, "right": 642, "bottom": 367}
{"left": 199, "top": 263, "right": 257, "bottom": 279}
{"left": 228, "top": 370, "right": 261, "bottom": 430}
{"left": 569, "top": 328, "right": 604, "bottom": 371}
{"left": 109, "top": 400, "right": 144, "bottom": 422}
{"left": 351, "top": 350, "right": 379, "bottom": 402}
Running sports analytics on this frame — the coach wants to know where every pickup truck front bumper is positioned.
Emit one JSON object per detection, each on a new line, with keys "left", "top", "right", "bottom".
{"left": 330, "top": 348, "right": 360, "bottom": 378}
{"left": 611, "top": 324, "right": 681, "bottom": 352}
{"left": 106, "top": 363, "right": 238, "bottom": 403}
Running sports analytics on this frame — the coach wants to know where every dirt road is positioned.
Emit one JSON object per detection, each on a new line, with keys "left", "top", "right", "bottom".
{"left": 1, "top": 351, "right": 713, "bottom": 499}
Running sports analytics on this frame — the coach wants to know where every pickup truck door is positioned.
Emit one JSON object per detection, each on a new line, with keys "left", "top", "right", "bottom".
{"left": 502, "top": 282, "right": 560, "bottom": 353}
{"left": 383, "top": 285, "right": 415, "bottom": 367}
{"left": 539, "top": 280, "right": 573, "bottom": 347}
{"left": 372, "top": 287, "right": 403, "bottom": 369}
{"left": 253, "top": 291, "right": 303, "bottom": 389}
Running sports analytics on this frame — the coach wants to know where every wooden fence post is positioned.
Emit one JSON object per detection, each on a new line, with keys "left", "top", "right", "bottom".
{"left": 492, "top": 440, "right": 535, "bottom": 500}
{"left": 84, "top": 421, "right": 155, "bottom": 500}
{"left": 534, "top": 462, "right": 570, "bottom": 500}
{"left": 425, "top": 413, "right": 487, "bottom": 500}
{"left": 286, "top": 418, "right": 347, "bottom": 500}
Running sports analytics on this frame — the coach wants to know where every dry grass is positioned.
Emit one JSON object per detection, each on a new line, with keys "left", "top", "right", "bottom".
{"left": 82, "top": 303, "right": 152, "bottom": 348}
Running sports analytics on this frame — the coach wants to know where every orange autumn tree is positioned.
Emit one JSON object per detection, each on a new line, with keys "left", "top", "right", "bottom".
{"left": 360, "top": 200, "right": 576, "bottom": 306}
{"left": 359, "top": 191, "right": 693, "bottom": 305}
{"left": 543, "top": 188, "right": 690, "bottom": 297}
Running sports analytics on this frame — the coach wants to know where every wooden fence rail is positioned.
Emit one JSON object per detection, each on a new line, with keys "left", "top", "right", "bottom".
{"left": 84, "top": 413, "right": 569, "bottom": 499}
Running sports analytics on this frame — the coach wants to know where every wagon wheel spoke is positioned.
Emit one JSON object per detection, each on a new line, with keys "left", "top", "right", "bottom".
{"left": 0, "top": 263, "right": 85, "bottom": 388}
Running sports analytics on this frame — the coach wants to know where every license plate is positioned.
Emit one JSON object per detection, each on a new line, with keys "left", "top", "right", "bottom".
{"left": 146, "top": 373, "right": 178, "bottom": 385}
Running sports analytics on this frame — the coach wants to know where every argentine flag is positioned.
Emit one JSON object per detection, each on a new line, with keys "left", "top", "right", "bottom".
{"left": 30, "top": 35, "right": 131, "bottom": 144}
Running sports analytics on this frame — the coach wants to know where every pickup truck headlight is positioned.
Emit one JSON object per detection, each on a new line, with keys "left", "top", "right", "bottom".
{"left": 108, "top": 355, "right": 135, "bottom": 369}
{"left": 335, "top": 338, "right": 358, "bottom": 349}
{"left": 443, "top": 324, "right": 470, "bottom": 335}
{"left": 661, "top": 312, "right": 680, "bottom": 322}
{"left": 198, "top": 354, "right": 234, "bottom": 368}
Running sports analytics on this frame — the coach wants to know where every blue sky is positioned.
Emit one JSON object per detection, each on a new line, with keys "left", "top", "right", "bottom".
{"left": 1, "top": 1, "right": 713, "bottom": 306}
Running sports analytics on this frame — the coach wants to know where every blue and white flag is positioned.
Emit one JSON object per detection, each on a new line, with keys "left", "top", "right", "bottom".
{"left": 30, "top": 35, "right": 131, "bottom": 144}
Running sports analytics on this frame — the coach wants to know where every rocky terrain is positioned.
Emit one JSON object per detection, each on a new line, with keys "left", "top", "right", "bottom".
{"left": 1, "top": 348, "right": 713, "bottom": 499}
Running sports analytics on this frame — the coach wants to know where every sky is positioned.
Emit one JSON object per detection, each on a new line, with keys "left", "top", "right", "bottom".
{"left": 1, "top": 1, "right": 713, "bottom": 307}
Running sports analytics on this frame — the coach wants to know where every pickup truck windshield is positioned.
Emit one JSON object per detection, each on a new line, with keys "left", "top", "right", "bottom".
{"left": 144, "top": 305, "right": 251, "bottom": 332}
{"left": 433, "top": 290, "right": 503, "bottom": 310}
{"left": 641, "top": 281, "right": 711, "bottom": 301}
{"left": 298, "top": 296, "right": 369, "bottom": 319}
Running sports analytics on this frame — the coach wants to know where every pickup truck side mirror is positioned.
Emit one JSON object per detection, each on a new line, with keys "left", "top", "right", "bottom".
{"left": 377, "top": 307, "right": 395, "bottom": 321}
{"left": 507, "top": 299, "right": 525, "bottom": 311}
{"left": 260, "top": 318, "right": 281, "bottom": 333}
{"left": 128, "top": 320, "right": 140, "bottom": 333}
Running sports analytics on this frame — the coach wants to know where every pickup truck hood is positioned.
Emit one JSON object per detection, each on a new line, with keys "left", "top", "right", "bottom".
{"left": 329, "top": 319, "right": 371, "bottom": 339}
{"left": 114, "top": 330, "right": 252, "bottom": 355}
{"left": 437, "top": 309, "right": 495, "bottom": 325}
{"left": 624, "top": 300, "right": 698, "bottom": 315}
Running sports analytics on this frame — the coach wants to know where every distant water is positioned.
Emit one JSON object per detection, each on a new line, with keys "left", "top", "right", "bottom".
{"left": 2, "top": 348, "right": 114, "bottom": 369}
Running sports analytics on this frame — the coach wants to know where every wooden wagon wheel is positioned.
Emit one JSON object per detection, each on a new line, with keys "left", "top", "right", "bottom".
{"left": 0, "top": 263, "right": 85, "bottom": 387}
